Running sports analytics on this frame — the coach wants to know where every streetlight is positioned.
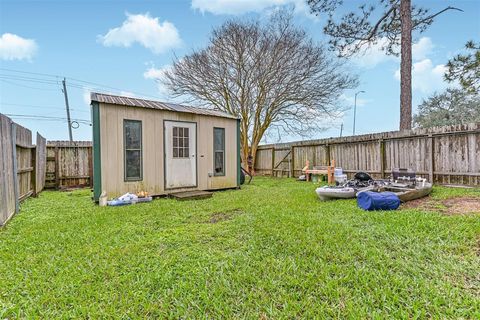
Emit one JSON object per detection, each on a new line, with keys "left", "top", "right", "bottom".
{"left": 353, "top": 90, "right": 365, "bottom": 136}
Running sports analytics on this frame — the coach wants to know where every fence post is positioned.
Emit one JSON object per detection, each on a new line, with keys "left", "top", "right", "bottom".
{"left": 379, "top": 139, "right": 386, "bottom": 178}
{"left": 290, "top": 146, "right": 295, "bottom": 178}
{"left": 271, "top": 147, "right": 275, "bottom": 177}
{"left": 31, "top": 147, "right": 37, "bottom": 197}
{"left": 325, "top": 144, "right": 330, "bottom": 166}
{"left": 54, "top": 146, "right": 60, "bottom": 189}
{"left": 11, "top": 122, "right": 19, "bottom": 214}
{"left": 428, "top": 134, "right": 434, "bottom": 183}
{"left": 88, "top": 146, "right": 93, "bottom": 188}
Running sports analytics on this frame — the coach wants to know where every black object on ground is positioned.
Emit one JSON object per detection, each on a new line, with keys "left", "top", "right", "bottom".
{"left": 354, "top": 171, "right": 373, "bottom": 182}
{"left": 241, "top": 167, "right": 252, "bottom": 184}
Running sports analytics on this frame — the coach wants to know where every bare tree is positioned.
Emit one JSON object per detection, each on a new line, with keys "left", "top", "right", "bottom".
{"left": 163, "top": 11, "right": 356, "bottom": 171}
{"left": 308, "top": 0, "right": 462, "bottom": 130}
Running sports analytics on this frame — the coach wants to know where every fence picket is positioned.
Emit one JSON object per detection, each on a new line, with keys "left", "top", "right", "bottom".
{"left": 255, "top": 123, "right": 480, "bottom": 186}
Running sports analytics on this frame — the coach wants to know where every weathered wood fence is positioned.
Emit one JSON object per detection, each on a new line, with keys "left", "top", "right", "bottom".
{"left": 0, "top": 114, "right": 47, "bottom": 226}
{"left": 255, "top": 123, "right": 480, "bottom": 186}
{"left": 46, "top": 141, "right": 93, "bottom": 189}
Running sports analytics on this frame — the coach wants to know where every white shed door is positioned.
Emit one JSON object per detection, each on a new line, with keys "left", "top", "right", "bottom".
{"left": 164, "top": 121, "right": 197, "bottom": 189}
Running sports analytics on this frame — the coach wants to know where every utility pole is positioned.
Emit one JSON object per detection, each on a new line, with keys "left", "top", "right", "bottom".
{"left": 62, "top": 78, "right": 73, "bottom": 141}
{"left": 353, "top": 90, "right": 365, "bottom": 136}
{"left": 340, "top": 123, "right": 343, "bottom": 137}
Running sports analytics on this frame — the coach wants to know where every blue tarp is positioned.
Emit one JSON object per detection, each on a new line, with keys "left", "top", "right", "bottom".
{"left": 357, "top": 191, "right": 400, "bottom": 211}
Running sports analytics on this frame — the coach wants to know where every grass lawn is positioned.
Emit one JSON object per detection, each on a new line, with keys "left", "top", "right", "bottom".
{"left": 1, "top": 177, "right": 479, "bottom": 318}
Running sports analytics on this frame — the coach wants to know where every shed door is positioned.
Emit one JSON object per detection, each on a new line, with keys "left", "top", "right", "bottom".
{"left": 164, "top": 121, "right": 197, "bottom": 189}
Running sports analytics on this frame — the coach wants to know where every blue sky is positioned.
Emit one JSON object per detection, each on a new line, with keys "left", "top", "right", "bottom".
{"left": 1, "top": 0, "right": 479, "bottom": 142}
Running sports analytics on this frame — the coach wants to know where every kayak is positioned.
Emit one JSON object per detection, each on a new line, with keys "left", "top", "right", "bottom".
{"left": 314, "top": 169, "right": 432, "bottom": 202}
{"left": 361, "top": 182, "right": 433, "bottom": 202}
{"left": 315, "top": 172, "right": 377, "bottom": 201}
{"left": 315, "top": 185, "right": 377, "bottom": 201}
{"left": 315, "top": 186, "right": 356, "bottom": 201}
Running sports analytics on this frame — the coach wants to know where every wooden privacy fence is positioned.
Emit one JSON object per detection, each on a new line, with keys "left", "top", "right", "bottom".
{"left": 255, "top": 122, "right": 480, "bottom": 186}
{"left": 46, "top": 141, "right": 93, "bottom": 189}
{"left": 0, "top": 114, "right": 47, "bottom": 226}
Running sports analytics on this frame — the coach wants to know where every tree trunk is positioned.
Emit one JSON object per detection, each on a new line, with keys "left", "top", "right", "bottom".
{"left": 242, "top": 144, "right": 250, "bottom": 173}
{"left": 399, "top": 0, "right": 412, "bottom": 130}
{"left": 240, "top": 127, "right": 252, "bottom": 173}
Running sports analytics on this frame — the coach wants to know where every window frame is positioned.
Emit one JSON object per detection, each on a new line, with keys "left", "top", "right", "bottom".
{"left": 213, "top": 127, "right": 225, "bottom": 176}
{"left": 123, "top": 119, "right": 143, "bottom": 182}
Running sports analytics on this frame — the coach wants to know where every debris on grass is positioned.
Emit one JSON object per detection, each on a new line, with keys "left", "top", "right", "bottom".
{"left": 401, "top": 196, "right": 480, "bottom": 215}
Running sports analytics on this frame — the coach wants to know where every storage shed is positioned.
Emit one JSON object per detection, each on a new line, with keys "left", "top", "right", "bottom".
{"left": 90, "top": 92, "right": 240, "bottom": 201}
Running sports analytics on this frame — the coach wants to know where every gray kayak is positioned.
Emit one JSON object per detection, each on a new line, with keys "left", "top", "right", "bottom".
{"left": 364, "top": 182, "right": 433, "bottom": 202}
{"left": 315, "top": 186, "right": 356, "bottom": 201}
{"left": 315, "top": 185, "right": 376, "bottom": 201}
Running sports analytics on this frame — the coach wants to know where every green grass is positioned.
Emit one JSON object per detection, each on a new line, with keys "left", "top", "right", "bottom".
{"left": 1, "top": 177, "right": 479, "bottom": 318}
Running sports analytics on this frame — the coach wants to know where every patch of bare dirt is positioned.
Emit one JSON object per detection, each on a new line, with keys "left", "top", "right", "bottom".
{"left": 401, "top": 196, "right": 435, "bottom": 210}
{"left": 476, "top": 238, "right": 480, "bottom": 257}
{"left": 401, "top": 196, "right": 480, "bottom": 215}
{"left": 209, "top": 209, "right": 244, "bottom": 223}
{"left": 442, "top": 197, "right": 480, "bottom": 215}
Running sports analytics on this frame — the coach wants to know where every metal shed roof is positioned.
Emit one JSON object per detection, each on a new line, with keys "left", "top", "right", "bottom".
{"left": 90, "top": 92, "right": 238, "bottom": 120}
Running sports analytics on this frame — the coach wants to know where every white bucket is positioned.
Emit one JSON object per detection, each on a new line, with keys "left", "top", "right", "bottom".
{"left": 335, "top": 174, "right": 348, "bottom": 184}
{"left": 334, "top": 167, "right": 343, "bottom": 176}
{"left": 99, "top": 191, "right": 107, "bottom": 207}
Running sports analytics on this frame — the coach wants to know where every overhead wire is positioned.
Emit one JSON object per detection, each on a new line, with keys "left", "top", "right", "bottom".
{"left": 1, "top": 102, "right": 90, "bottom": 113}
{"left": 0, "top": 67, "right": 160, "bottom": 99}
{"left": 0, "top": 79, "right": 61, "bottom": 91}
{"left": 0, "top": 68, "right": 165, "bottom": 133}
{"left": 4, "top": 113, "right": 91, "bottom": 125}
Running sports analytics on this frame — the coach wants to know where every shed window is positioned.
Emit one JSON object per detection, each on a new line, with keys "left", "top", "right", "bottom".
{"left": 124, "top": 120, "right": 142, "bottom": 181}
{"left": 214, "top": 127, "right": 225, "bottom": 176}
{"left": 173, "top": 127, "right": 190, "bottom": 158}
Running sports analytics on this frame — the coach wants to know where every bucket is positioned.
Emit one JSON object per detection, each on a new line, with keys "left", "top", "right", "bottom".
{"left": 334, "top": 167, "right": 343, "bottom": 176}
{"left": 99, "top": 191, "right": 107, "bottom": 207}
{"left": 335, "top": 174, "right": 348, "bottom": 184}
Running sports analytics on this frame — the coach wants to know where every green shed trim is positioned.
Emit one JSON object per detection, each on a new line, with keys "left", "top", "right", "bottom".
{"left": 237, "top": 118, "right": 241, "bottom": 187}
{"left": 92, "top": 101, "right": 102, "bottom": 201}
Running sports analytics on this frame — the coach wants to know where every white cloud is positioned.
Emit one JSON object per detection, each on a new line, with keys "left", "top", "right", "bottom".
{"left": 83, "top": 88, "right": 93, "bottom": 105}
{"left": 349, "top": 38, "right": 398, "bottom": 68}
{"left": 119, "top": 91, "right": 136, "bottom": 97}
{"left": 340, "top": 94, "right": 370, "bottom": 108}
{"left": 0, "top": 33, "right": 38, "bottom": 61}
{"left": 143, "top": 65, "right": 170, "bottom": 80}
{"left": 350, "top": 37, "right": 434, "bottom": 69}
{"left": 412, "top": 37, "right": 434, "bottom": 60}
{"left": 83, "top": 88, "right": 137, "bottom": 105}
{"left": 394, "top": 59, "right": 447, "bottom": 94}
{"left": 191, "top": 0, "right": 308, "bottom": 15}
{"left": 143, "top": 64, "right": 172, "bottom": 97}
{"left": 97, "top": 13, "right": 181, "bottom": 54}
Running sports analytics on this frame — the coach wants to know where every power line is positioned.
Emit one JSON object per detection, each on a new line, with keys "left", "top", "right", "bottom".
{"left": 3, "top": 113, "right": 91, "bottom": 122}
{"left": 0, "top": 68, "right": 160, "bottom": 99}
{"left": 4, "top": 113, "right": 91, "bottom": 125}
{"left": 0, "top": 67, "right": 60, "bottom": 79}
{"left": 0, "top": 102, "right": 90, "bottom": 113}
{"left": 0, "top": 74, "right": 60, "bottom": 84}
{"left": 0, "top": 79, "right": 60, "bottom": 91}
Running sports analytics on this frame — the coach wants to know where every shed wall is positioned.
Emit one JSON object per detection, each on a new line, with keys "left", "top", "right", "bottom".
{"left": 98, "top": 103, "right": 238, "bottom": 198}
